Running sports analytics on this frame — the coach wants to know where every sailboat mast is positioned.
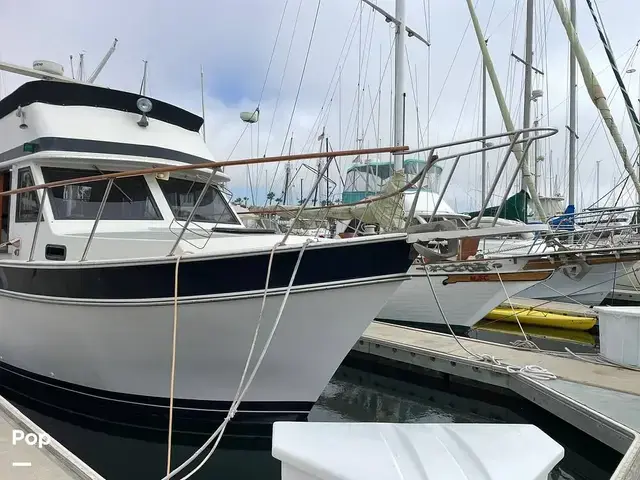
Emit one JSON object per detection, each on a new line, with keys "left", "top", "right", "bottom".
{"left": 283, "top": 164, "right": 290, "bottom": 204}
{"left": 521, "top": 0, "right": 534, "bottom": 192}
{"left": 568, "top": 0, "right": 577, "bottom": 208}
{"left": 583, "top": 0, "right": 640, "bottom": 206}
{"left": 481, "top": 47, "right": 487, "bottom": 202}
{"left": 78, "top": 53, "right": 85, "bottom": 82}
{"left": 465, "top": 0, "right": 547, "bottom": 220}
{"left": 200, "top": 64, "right": 206, "bottom": 143}
{"left": 326, "top": 136, "right": 330, "bottom": 205}
{"left": 284, "top": 135, "right": 293, "bottom": 205}
{"left": 392, "top": 0, "right": 406, "bottom": 172}
{"left": 552, "top": 0, "right": 640, "bottom": 200}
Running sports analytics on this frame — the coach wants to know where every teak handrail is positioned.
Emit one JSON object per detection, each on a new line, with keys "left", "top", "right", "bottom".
{"left": 0, "top": 145, "right": 408, "bottom": 198}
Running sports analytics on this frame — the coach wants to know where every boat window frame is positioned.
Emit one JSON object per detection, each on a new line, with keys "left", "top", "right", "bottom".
{"left": 40, "top": 166, "right": 164, "bottom": 221}
{"left": 157, "top": 175, "right": 241, "bottom": 226}
{"left": 15, "top": 166, "right": 43, "bottom": 223}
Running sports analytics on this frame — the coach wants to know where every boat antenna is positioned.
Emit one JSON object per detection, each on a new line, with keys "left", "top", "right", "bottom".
{"left": 139, "top": 60, "right": 148, "bottom": 95}
{"left": 87, "top": 38, "right": 118, "bottom": 84}
{"left": 69, "top": 55, "right": 75, "bottom": 80}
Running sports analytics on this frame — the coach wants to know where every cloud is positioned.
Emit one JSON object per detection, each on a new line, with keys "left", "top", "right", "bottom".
{"left": 1, "top": 0, "right": 639, "bottom": 212}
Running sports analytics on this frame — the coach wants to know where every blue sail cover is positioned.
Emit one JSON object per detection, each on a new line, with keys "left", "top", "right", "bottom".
{"left": 548, "top": 204, "right": 575, "bottom": 231}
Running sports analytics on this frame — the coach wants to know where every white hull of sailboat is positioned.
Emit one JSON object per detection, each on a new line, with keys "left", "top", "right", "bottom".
{"left": 519, "top": 262, "right": 630, "bottom": 306}
{"left": 376, "top": 259, "right": 553, "bottom": 330}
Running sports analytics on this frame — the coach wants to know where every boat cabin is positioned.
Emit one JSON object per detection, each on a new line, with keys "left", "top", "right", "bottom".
{"left": 341, "top": 157, "right": 443, "bottom": 204}
{"left": 0, "top": 79, "right": 248, "bottom": 262}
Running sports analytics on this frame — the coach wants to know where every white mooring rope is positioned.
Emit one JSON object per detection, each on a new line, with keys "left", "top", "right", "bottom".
{"left": 420, "top": 258, "right": 557, "bottom": 382}
{"left": 161, "top": 238, "right": 313, "bottom": 480}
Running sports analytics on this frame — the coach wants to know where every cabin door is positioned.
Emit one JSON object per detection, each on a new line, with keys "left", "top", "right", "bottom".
{"left": 11, "top": 166, "right": 45, "bottom": 260}
{"left": 0, "top": 169, "right": 11, "bottom": 254}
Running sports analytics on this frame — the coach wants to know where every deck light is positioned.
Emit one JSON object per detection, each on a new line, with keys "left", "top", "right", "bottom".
{"left": 136, "top": 97, "right": 153, "bottom": 127}
{"left": 16, "top": 106, "right": 27, "bottom": 129}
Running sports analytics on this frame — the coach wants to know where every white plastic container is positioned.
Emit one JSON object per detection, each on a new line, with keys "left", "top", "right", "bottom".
{"left": 273, "top": 422, "right": 564, "bottom": 480}
{"left": 594, "top": 306, "right": 640, "bottom": 367}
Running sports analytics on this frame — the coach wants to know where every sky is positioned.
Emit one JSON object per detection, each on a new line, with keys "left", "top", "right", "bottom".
{"left": 1, "top": 0, "right": 640, "bottom": 213}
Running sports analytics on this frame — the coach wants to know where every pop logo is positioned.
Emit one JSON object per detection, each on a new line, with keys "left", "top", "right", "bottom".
{"left": 12, "top": 429, "right": 50, "bottom": 449}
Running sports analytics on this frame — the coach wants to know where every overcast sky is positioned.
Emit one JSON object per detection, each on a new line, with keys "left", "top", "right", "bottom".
{"left": 1, "top": 0, "right": 639, "bottom": 212}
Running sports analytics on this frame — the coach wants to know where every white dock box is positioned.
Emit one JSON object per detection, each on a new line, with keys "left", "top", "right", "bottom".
{"left": 595, "top": 306, "right": 640, "bottom": 367}
{"left": 273, "top": 422, "right": 564, "bottom": 480}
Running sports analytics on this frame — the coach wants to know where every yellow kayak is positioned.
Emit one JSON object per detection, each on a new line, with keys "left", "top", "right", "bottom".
{"left": 474, "top": 320, "right": 596, "bottom": 345}
{"left": 484, "top": 307, "right": 597, "bottom": 331}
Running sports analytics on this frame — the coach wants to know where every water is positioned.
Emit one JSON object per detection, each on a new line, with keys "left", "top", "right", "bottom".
{"left": 0, "top": 352, "right": 621, "bottom": 480}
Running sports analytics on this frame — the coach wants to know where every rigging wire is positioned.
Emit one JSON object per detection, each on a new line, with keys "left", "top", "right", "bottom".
{"left": 225, "top": 0, "right": 292, "bottom": 164}
{"left": 260, "top": 0, "right": 304, "bottom": 159}
{"left": 263, "top": 0, "right": 322, "bottom": 207}
{"left": 298, "top": 4, "right": 361, "bottom": 153}
{"left": 424, "top": 14, "right": 472, "bottom": 134}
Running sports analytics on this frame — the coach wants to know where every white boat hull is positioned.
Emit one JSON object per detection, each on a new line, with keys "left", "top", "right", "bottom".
{"left": 0, "top": 233, "right": 418, "bottom": 435}
{"left": 376, "top": 259, "right": 553, "bottom": 331}
{"left": 520, "top": 262, "right": 631, "bottom": 306}
{"left": 0, "top": 277, "right": 405, "bottom": 431}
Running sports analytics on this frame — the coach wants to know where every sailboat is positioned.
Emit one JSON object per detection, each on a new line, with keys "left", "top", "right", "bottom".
{"left": 461, "top": 0, "right": 640, "bottom": 308}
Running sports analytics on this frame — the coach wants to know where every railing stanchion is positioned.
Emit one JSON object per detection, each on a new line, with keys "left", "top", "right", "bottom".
{"left": 80, "top": 179, "right": 113, "bottom": 262}
{"left": 168, "top": 169, "right": 218, "bottom": 256}
{"left": 428, "top": 153, "right": 460, "bottom": 224}
{"left": 28, "top": 187, "right": 47, "bottom": 262}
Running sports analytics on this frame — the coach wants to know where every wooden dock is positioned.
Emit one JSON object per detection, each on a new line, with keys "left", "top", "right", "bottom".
{"left": 0, "top": 395, "right": 104, "bottom": 479}
{"left": 355, "top": 321, "right": 640, "bottom": 480}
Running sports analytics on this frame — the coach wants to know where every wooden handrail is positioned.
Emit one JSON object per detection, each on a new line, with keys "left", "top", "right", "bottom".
{"left": 0, "top": 145, "right": 408, "bottom": 198}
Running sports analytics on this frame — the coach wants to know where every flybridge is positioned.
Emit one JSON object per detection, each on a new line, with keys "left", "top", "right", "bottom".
{"left": 0, "top": 80, "right": 204, "bottom": 133}
{"left": 0, "top": 59, "right": 212, "bottom": 169}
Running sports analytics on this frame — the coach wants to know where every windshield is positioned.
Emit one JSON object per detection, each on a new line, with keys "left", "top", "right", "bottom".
{"left": 158, "top": 177, "right": 239, "bottom": 224}
{"left": 41, "top": 167, "right": 162, "bottom": 220}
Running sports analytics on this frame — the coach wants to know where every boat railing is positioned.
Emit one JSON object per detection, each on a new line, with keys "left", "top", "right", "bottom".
{"left": 236, "top": 127, "right": 559, "bottom": 241}
{"left": 6, "top": 127, "right": 562, "bottom": 262}
{"left": 0, "top": 145, "right": 406, "bottom": 262}
{"left": 542, "top": 204, "right": 640, "bottom": 251}
{"left": 397, "top": 126, "right": 558, "bottom": 229}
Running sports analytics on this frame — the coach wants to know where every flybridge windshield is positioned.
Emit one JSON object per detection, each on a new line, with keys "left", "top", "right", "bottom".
{"left": 158, "top": 177, "right": 240, "bottom": 225}
{"left": 41, "top": 167, "right": 162, "bottom": 221}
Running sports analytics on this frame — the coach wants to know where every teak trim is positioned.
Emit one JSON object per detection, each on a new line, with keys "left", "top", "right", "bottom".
{"left": 442, "top": 270, "right": 553, "bottom": 285}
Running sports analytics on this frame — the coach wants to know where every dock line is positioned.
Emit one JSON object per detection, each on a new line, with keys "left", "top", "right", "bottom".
{"left": 422, "top": 258, "right": 557, "bottom": 381}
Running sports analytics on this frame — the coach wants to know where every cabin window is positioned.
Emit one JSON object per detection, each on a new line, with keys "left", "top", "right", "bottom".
{"left": 41, "top": 167, "right": 162, "bottom": 220}
{"left": 158, "top": 177, "right": 239, "bottom": 225}
{"left": 16, "top": 167, "right": 42, "bottom": 223}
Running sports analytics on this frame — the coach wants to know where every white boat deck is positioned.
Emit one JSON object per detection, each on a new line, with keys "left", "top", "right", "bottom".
{"left": 0, "top": 395, "right": 104, "bottom": 480}
{"left": 355, "top": 321, "right": 640, "bottom": 479}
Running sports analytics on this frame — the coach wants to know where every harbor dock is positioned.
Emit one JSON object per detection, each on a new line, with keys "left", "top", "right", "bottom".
{"left": 607, "top": 288, "right": 640, "bottom": 305}
{"left": 0, "top": 394, "right": 104, "bottom": 479}
{"left": 354, "top": 321, "right": 640, "bottom": 479}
